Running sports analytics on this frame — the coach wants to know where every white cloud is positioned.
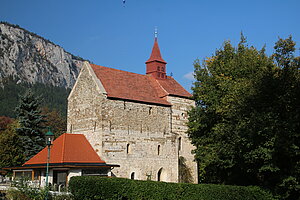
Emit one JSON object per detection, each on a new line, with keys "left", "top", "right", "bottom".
{"left": 183, "top": 71, "right": 195, "bottom": 81}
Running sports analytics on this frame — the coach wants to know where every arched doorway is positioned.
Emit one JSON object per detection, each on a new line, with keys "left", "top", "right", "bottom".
{"left": 157, "top": 168, "right": 167, "bottom": 182}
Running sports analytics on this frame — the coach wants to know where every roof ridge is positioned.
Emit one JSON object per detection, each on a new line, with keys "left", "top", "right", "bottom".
{"left": 91, "top": 64, "right": 147, "bottom": 77}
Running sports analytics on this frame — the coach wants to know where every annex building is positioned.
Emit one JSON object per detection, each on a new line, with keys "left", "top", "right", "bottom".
{"left": 67, "top": 37, "right": 198, "bottom": 183}
{"left": 6, "top": 133, "right": 118, "bottom": 188}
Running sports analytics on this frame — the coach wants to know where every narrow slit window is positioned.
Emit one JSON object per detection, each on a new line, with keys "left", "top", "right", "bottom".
{"left": 127, "top": 144, "right": 132, "bottom": 154}
{"left": 94, "top": 121, "right": 97, "bottom": 131}
{"left": 178, "top": 137, "right": 182, "bottom": 152}
{"left": 158, "top": 145, "right": 161, "bottom": 155}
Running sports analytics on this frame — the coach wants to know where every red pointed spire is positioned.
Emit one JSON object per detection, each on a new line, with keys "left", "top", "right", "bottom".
{"left": 146, "top": 37, "right": 167, "bottom": 79}
{"left": 146, "top": 38, "right": 166, "bottom": 64}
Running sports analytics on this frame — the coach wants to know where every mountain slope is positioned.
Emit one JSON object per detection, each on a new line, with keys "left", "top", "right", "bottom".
{"left": 0, "top": 22, "right": 84, "bottom": 88}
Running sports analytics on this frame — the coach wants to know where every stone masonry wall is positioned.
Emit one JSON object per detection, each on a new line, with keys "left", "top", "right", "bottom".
{"left": 68, "top": 63, "right": 180, "bottom": 182}
{"left": 100, "top": 99, "right": 178, "bottom": 182}
{"left": 167, "top": 96, "right": 198, "bottom": 183}
{"left": 67, "top": 63, "right": 105, "bottom": 155}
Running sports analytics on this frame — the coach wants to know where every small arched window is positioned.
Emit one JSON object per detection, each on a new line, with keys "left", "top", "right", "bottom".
{"left": 157, "top": 66, "right": 160, "bottom": 71}
{"left": 130, "top": 172, "right": 135, "bottom": 180}
{"left": 149, "top": 107, "right": 152, "bottom": 115}
{"left": 161, "top": 67, "right": 164, "bottom": 72}
{"left": 127, "top": 144, "right": 132, "bottom": 154}
{"left": 178, "top": 137, "right": 182, "bottom": 152}
{"left": 158, "top": 145, "right": 161, "bottom": 155}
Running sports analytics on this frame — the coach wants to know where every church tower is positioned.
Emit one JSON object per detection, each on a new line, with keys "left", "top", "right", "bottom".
{"left": 145, "top": 35, "right": 167, "bottom": 79}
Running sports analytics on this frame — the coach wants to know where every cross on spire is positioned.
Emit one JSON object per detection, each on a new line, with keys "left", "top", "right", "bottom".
{"left": 154, "top": 27, "right": 158, "bottom": 39}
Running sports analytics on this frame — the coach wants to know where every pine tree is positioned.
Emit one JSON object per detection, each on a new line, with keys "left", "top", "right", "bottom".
{"left": 15, "top": 89, "right": 46, "bottom": 161}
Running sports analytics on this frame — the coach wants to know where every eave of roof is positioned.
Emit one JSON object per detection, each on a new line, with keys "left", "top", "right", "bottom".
{"left": 4, "top": 163, "right": 120, "bottom": 170}
{"left": 107, "top": 96, "right": 171, "bottom": 107}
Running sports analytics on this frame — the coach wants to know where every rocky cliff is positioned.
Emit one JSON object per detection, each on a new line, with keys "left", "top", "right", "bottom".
{"left": 0, "top": 22, "right": 85, "bottom": 88}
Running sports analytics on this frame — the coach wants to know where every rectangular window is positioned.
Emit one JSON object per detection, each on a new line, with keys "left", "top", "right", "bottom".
{"left": 14, "top": 170, "right": 33, "bottom": 180}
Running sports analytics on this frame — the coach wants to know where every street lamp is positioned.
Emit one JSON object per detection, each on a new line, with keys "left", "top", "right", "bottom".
{"left": 45, "top": 127, "right": 54, "bottom": 200}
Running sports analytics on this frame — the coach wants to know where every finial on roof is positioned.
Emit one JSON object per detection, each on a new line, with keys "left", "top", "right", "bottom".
{"left": 154, "top": 27, "right": 158, "bottom": 39}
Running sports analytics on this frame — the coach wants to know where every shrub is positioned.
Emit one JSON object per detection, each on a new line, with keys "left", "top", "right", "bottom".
{"left": 6, "top": 178, "right": 47, "bottom": 200}
{"left": 69, "top": 176, "right": 276, "bottom": 200}
{"left": 5, "top": 178, "right": 73, "bottom": 200}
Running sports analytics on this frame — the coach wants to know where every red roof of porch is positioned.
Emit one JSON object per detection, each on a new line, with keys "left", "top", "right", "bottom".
{"left": 23, "top": 133, "right": 105, "bottom": 166}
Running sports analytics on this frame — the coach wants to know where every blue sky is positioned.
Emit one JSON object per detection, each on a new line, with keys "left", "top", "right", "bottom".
{"left": 1, "top": 0, "right": 299, "bottom": 91}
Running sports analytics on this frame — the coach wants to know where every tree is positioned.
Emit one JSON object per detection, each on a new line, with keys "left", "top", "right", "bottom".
{"left": 270, "top": 36, "right": 300, "bottom": 199}
{"left": 188, "top": 36, "right": 300, "bottom": 199}
{"left": 15, "top": 89, "right": 46, "bottom": 161}
{"left": 0, "top": 120, "right": 25, "bottom": 168}
{"left": 41, "top": 107, "right": 67, "bottom": 138}
{"left": 0, "top": 116, "right": 13, "bottom": 131}
{"left": 0, "top": 77, "right": 70, "bottom": 118}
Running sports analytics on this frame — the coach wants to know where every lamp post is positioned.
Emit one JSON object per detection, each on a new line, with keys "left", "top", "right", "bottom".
{"left": 45, "top": 128, "right": 54, "bottom": 200}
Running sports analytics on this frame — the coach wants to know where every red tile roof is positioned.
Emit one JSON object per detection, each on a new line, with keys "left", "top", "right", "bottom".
{"left": 23, "top": 133, "right": 105, "bottom": 166}
{"left": 90, "top": 64, "right": 191, "bottom": 106}
{"left": 156, "top": 78, "right": 192, "bottom": 98}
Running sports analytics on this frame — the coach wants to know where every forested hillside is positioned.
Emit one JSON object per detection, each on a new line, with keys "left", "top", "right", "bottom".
{"left": 0, "top": 77, "right": 70, "bottom": 118}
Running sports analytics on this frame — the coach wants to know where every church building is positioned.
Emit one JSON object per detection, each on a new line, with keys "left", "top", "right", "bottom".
{"left": 67, "top": 36, "right": 198, "bottom": 183}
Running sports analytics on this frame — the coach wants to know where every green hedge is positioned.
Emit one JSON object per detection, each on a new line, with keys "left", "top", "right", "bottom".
{"left": 69, "top": 176, "right": 275, "bottom": 200}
